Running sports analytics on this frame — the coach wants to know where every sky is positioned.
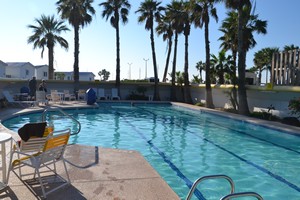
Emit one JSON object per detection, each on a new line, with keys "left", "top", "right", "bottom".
{"left": 0, "top": 0, "right": 299, "bottom": 82}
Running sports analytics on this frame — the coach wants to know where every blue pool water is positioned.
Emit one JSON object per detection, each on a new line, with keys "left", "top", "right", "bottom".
{"left": 2, "top": 103, "right": 300, "bottom": 199}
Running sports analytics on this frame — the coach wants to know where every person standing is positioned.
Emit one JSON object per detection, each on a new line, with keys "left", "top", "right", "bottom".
{"left": 28, "top": 76, "right": 37, "bottom": 100}
{"left": 38, "top": 80, "right": 47, "bottom": 92}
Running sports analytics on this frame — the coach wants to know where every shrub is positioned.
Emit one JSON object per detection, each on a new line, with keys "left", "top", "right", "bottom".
{"left": 288, "top": 98, "right": 300, "bottom": 117}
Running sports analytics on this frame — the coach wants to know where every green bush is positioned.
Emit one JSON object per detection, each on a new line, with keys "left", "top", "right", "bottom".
{"left": 250, "top": 111, "right": 279, "bottom": 121}
{"left": 288, "top": 98, "right": 300, "bottom": 117}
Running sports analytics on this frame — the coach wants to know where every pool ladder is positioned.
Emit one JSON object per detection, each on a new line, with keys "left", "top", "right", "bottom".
{"left": 41, "top": 107, "right": 81, "bottom": 135}
{"left": 186, "top": 175, "right": 263, "bottom": 200}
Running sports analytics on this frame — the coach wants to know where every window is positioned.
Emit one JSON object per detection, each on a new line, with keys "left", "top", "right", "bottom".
{"left": 43, "top": 72, "right": 47, "bottom": 77}
{"left": 25, "top": 70, "right": 29, "bottom": 75}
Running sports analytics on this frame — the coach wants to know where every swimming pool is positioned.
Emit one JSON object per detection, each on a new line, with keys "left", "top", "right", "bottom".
{"left": 2, "top": 103, "right": 300, "bottom": 199}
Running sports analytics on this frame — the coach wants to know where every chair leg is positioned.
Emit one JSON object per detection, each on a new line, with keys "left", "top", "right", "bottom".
{"left": 6, "top": 152, "right": 14, "bottom": 184}
{"left": 36, "top": 168, "right": 46, "bottom": 198}
{"left": 62, "top": 159, "right": 70, "bottom": 183}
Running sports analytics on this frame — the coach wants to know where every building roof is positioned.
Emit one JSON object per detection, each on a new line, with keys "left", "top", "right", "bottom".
{"left": 35, "top": 65, "right": 48, "bottom": 69}
{"left": 6, "top": 62, "right": 34, "bottom": 68}
{"left": 0, "top": 60, "right": 7, "bottom": 66}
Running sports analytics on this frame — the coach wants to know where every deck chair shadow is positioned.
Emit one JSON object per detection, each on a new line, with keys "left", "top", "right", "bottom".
{"left": 8, "top": 128, "right": 71, "bottom": 198}
{"left": 111, "top": 88, "right": 120, "bottom": 100}
{"left": 2, "top": 90, "right": 36, "bottom": 107}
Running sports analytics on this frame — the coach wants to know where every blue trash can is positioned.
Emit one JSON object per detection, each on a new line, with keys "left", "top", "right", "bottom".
{"left": 86, "top": 88, "right": 96, "bottom": 105}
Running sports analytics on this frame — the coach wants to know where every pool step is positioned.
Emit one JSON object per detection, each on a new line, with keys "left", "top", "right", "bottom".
{"left": 185, "top": 174, "right": 263, "bottom": 200}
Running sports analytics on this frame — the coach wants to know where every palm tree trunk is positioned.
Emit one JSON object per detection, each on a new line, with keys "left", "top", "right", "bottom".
{"left": 150, "top": 25, "right": 160, "bottom": 100}
{"left": 48, "top": 46, "right": 54, "bottom": 80}
{"left": 162, "top": 37, "right": 172, "bottom": 82}
{"left": 74, "top": 24, "right": 80, "bottom": 94}
{"left": 231, "top": 50, "right": 238, "bottom": 110}
{"left": 237, "top": 6, "right": 250, "bottom": 115}
{"left": 116, "top": 22, "right": 121, "bottom": 96}
{"left": 171, "top": 32, "right": 178, "bottom": 101}
{"left": 205, "top": 20, "right": 214, "bottom": 108}
{"left": 184, "top": 27, "right": 192, "bottom": 104}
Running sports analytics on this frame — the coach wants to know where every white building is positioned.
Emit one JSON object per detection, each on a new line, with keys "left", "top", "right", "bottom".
{"left": 55, "top": 71, "right": 95, "bottom": 81}
{"left": 5, "top": 62, "right": 35, "bottom": 80}
{"left": 0, "top": 60, "right": 7, "bottom": 78}
{"left": 35, "top": 65, "right": 49, "bottom": 80}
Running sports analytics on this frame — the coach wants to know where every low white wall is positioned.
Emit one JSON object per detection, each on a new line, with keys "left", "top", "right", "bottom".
{"left": 1, "top": 79, "right": 300, "bottom": 118}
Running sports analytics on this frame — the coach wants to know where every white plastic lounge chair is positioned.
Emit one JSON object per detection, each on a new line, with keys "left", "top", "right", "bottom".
{"left": 77, "top": 89, "right": 86, "bottom": 100}
{"left": 98, "top": 88, "right": 107, "bottom": 100}
{"left": 50, "top": 91, "right": 61, "bottom": 103}
{"left": 8, "top": 129, "right": 71, "bottom": 198}
{"left": 63, "top": 90, "right": 76, "bottom": 101}
{"left": 111, "top": 88, "right": 120, "bottom": 100}
{"left": 2, "top": 90, "right": 36, "bottom": 107}
{"left": 36, "top": 91, "right": 48, "bottom": 105}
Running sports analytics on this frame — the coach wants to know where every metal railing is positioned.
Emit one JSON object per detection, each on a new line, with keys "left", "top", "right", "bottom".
{"left": 41, "top": 107, "right": 81, "bottom": 135}
{"left": 186, "top": 174, "right": 264, "bottom": 200}
{"left": 220, "top": 192, "right": 263, "bottom": 200}
{"left": 186, "top": 175, "right": 235, "bottom": 200}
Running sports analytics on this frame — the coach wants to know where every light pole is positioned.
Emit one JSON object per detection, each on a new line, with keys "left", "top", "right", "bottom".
{"left": 127, "top": 62, "right": 132, "bottom": 79}
{"left": 143, "top": 58, "right": 149, "bottom": 79}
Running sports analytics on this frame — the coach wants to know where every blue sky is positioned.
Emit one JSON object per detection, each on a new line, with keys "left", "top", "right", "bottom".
{"left": 0, "top": 0, "right": 299, "bottom": 81}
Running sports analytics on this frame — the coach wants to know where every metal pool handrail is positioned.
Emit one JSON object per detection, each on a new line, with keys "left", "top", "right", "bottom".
{"left": 186, "top": 174, "right": 235, "bottom": 200}
{"left": 220, "top": 192, "right": 263, "bottom": 200}
{"left": 41, "top": 107, "right": 81, "bottom": 135}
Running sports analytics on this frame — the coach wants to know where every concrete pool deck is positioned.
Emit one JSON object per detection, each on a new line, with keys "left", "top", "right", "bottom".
{"left": 0, "top": 101, "right": 180, "bottom": 200}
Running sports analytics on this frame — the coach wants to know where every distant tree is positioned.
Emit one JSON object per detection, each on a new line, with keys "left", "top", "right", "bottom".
{"left": 56, "top": 0, "right": 95, "bottom": 93}
{"left": 253, "top": 47, "right": 279, "bottom": 84}
{"left": 99, "top": 0, "right": 131, "bottom": 95}
{"left": 98, "top": 69, "right": 110, "bottom": 81}
{"left": 284, "top": 44, "right": 299, "bottom": 51}
{"left": 191, "top": 75, "right": 201, "bottom": 84}
{"left": 54, "top": 72, "right": 66, "bottom": 80}
{"left": 27, "top": 15, "right": 69, "bottom": 80}
{"left": 195, "top": 61, "right": 205, "bottom": 83}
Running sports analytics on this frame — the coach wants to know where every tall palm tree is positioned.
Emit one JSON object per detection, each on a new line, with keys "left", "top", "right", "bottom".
{"left": 136, "top": 0, "right": 164, "bottom": 101}
{"left": 27, "top": 15, "right": 69, "bottom": 80}
{"left": 181, "top": 1, "right": 193, "bottom": 104}
{"left": 56, "top": 0, "right": 95, "bottom": 93}
{"left": 222, "top": 0, "right": 267, "bottom": 115}
{"left": 191, "top": 0, "right": 219, "bottom": 109}
{"left": 165, "top": 0, "right": 184, "bottom": 101}
{"left": 156, "top": 14, "right": 173, "bottom": 83}
{"left": 99, "top": 0, "right": 131, "bottom": 95}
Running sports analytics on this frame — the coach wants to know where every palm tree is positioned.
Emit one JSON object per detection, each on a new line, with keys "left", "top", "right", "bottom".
{"left": 56, "top": 0, "right": 95, "bottom": 93}
{"left": 181, "top": 1, "right": 193, "bottom": 104}
{"left": 136, "top": 0, "right": 164, "bottom": 101}
{"left": 195, "top": 61, "right": 205, "bottom": 83}
{"left": 99, "top": 0, "right": 131, "bottom": 95}
{"left": 191, "top": 0, "right": 219, "bottom": 109}
{"left": 211, "top": 50, "right": 233, "bottom": 84}
{"left": 156, "top": 14, "right": 173, "bottom": 83}
{"left": 222, "top": 0, "right": 267, "bottom": 115}
{"left": 165, "top": 0, "right": 184, "bottom": 101}
{"left": 283, "top": 44, "right": 299, "bottom": 51}
{"left": 253, "top": 47, "right": 279, "bottom": 84}
{"left": 27, "top": 15, "right": 69, "bottom": 80}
